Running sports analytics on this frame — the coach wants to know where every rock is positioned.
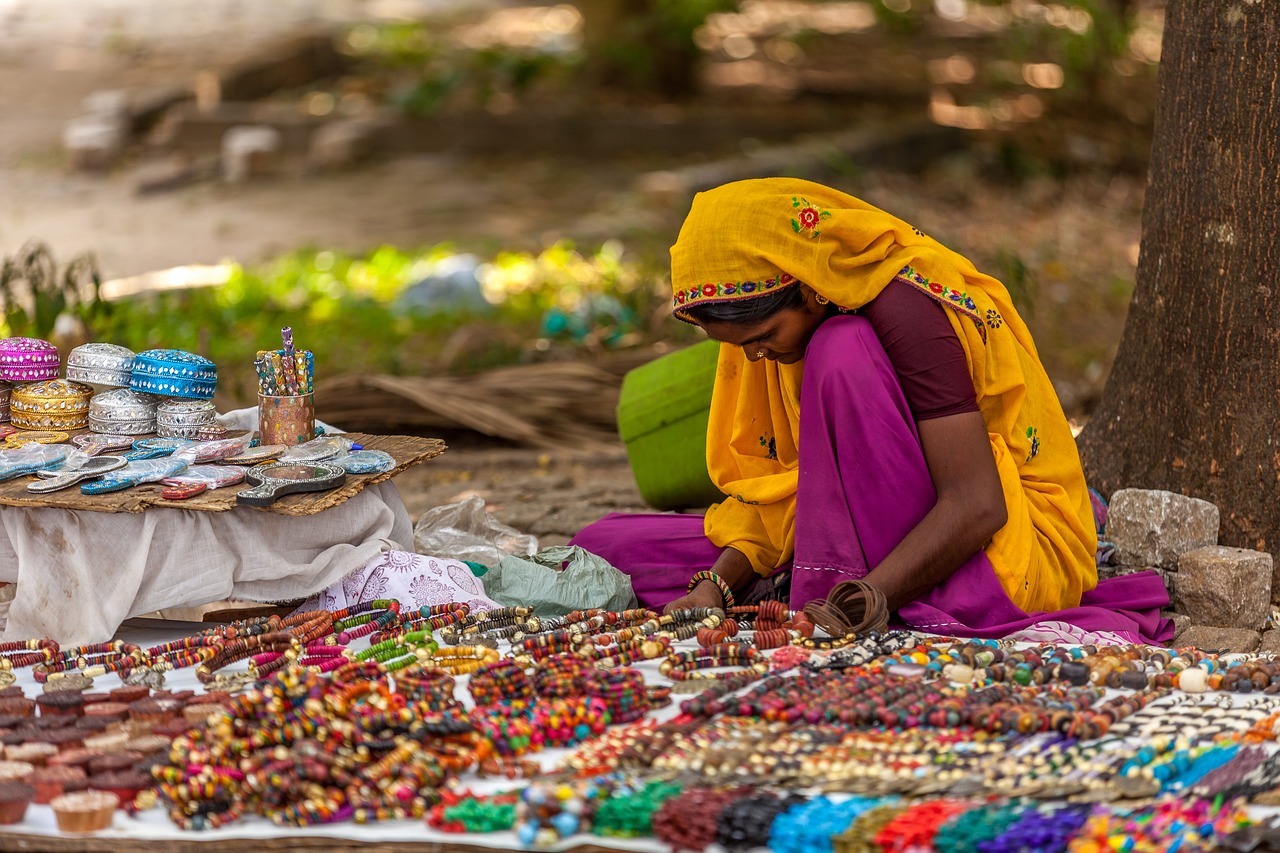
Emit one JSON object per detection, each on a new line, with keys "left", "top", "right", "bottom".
{"left": 221, "top": 125, "right": 281, "bottom": 182}
{"left": 1259, "top": 629, "right": 1280, "bottom": 657}
{"left": 1097, "top": 564, "right": 1175, "bottom": 600}
{"left": 308, "top": 118, "right": 385, "bottom": 172}
{"left": 1167, "top": 612, "right": 1192, "bottom": 642}
{"left": 1175, "top": 546, "right": 1272, "bottom": 629}
{"left": 63, "top": 113, "right": 128, "bottom": 171}
{"left": 1107, "top": 488, "right": 1219, "bottom": 569}
{"left": 1173, "top": 625, "right": 1261, "bottom": 653}
{"left": 133, "top": 154, "right": 218, "bottom": 195}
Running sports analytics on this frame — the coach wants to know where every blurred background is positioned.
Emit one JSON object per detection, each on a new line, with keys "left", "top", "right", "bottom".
{"left": 0, "top": 0, "right": 1163, "bottom": 452}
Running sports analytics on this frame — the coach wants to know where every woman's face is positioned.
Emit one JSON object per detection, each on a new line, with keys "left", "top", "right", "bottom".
{"left": 697, "top": 288, "right": 830, "bottom": 365}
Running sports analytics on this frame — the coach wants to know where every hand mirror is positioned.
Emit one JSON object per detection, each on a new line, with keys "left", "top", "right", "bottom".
{"left": 125, "top": 437, "right": 195, "bottom": 461}
{"left": 29, "top": 456, "right": 128, "bottom": 493}
{"left": 235, "top": 462, "right": 346, "bottom": 507}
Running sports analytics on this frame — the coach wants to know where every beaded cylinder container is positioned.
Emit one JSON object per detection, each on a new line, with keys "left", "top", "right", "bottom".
{"left": 9, "top": 379, "right": 93, "bottom": 430}
{"left": 0, "top": 338, "right": 59, "bottom": 383}
{"left": 88, "top": 389, "right": 160, "bottom": 435}
{"left": 65, "top": 343, "right": 135, "bottom": 387}
{"left": 129, "top": 349, "right": 217, "bottom": 399}
{"left": 156, "top": 399, "right": 218, "bottom": 440}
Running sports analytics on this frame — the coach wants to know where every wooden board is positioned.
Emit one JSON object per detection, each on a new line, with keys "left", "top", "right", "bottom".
{"left": 0, "top": 433, "right": 446, "bottom": 517}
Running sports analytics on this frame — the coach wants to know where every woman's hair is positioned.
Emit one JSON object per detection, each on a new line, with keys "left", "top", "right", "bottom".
{"left": 681, "top": 282, "right": 806, "bottom": 324}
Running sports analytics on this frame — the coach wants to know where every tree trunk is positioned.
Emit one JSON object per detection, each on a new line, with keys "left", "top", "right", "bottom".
{"left": 1077, "top": 1, "right": 1280, "bottom": 556}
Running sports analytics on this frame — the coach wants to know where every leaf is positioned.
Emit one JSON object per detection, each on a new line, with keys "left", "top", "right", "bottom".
{"left": 1026, "top": 426, "right": 1034, "bottom": 438}
{"left": 791, "top": 220, "right": 801, "bottom": 233}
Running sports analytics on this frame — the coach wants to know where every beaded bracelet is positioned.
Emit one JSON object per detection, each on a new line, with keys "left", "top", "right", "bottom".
{"left": 686, "top": 571, "right": 735, "bottom": 608}
{"left": 394, "top": 664, "right": 457, "bottom": 710}
{"left": 658, "top": 644, "right": 768, "bottom": 684}
{"left": 430, "top": 645, "right": 500, "bottom": 675}
{"left": 469, "top": 659, "right": 534, "bottom": 707}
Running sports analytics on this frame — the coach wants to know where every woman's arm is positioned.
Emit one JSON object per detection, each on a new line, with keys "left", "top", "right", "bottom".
{"left": 861, "top": 410, "right": 1007, "bottom": 610}
{"left": 662, "top": 546, "right": 755, "bottom": 614}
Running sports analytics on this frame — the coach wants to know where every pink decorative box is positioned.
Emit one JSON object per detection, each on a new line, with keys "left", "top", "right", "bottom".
{"left": 0, "top": 338, "right": 59, "bottom": 382}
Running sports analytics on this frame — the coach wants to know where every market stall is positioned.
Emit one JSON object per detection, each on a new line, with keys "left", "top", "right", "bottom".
{"left": 0, "top": 335, "right": 445, "bottom": 644}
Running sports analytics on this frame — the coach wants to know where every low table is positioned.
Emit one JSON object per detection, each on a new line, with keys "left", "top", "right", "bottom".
{"left": 0, "top": 432, "right": 445, "bottom": 515}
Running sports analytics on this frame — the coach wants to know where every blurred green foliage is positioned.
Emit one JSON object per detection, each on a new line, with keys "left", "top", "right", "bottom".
{"left": 345, "top": 20, "right": 581, "bottom": 115}
{"left": 867, "top": 0, "right": 1140, "bottom": 95}
{"left": 89, "top": 243, "right": 671, "bottom": 405}
{"left": 0, "top": 243, "right": 104, "bottom": 341}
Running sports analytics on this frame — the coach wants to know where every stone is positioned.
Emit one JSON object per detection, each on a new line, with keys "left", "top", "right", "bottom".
{"left": 1173, "top": 625, "right": 1261, "bottom": 654}
{"left": 1098, "top": 564, "right": 1175, "bottom": 600}
{"left": 1167, "top": 612, "right": 1192, "bottom": 639}
{"left": 1259, "top": 629, "right": 1280, "bottom": 657}
{"left": 1108, "top": 488, "right": 1219, "bottom": 569}
{"left": 64, "top": 113, "right": 128, "bottom": 171}
{"left": 221, "top": 125, "right": 281, "bottom": 182}
{"left": 1175, "top": 546, "right": 1272, "bottom": 630}
{"left": 308, "top": 118, "right": 386, "bottom": 172}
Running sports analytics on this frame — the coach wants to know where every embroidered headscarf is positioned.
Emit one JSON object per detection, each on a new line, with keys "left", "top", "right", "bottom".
{"left": 669, "top": 178, "right": 1095, "bottom": 612}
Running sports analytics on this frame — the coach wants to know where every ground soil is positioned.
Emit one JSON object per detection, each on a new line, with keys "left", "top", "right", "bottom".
{"left": 0, "top": 0, "right": 1154, "bottom": 544}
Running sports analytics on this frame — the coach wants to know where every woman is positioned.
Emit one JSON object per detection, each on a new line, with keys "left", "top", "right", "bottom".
{"left": 571, "top": 178, "right": 1172, "bottom": 643}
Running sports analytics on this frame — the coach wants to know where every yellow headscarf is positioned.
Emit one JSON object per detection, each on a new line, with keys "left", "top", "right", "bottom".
{"left": 670, "top": 178, "right": 1096, "bottom": 613}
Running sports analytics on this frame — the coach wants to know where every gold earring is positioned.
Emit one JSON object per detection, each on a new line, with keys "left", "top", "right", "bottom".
{"left": 814, "top": 294, "right": 830, "bottom": 305}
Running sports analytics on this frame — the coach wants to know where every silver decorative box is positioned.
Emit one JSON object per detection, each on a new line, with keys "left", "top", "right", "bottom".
{"left": 88, "top": 388, "right": 160, "bottom": 435}
{"left": 66, "top": 343, "right": 136, "bottom": 387}
{"left": 156, "top": 399, "right": 218, "bottom": 439}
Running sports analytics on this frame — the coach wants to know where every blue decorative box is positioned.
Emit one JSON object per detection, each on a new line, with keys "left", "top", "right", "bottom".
{"left": 129, "top": 349, "right": 218, "bottom": 399}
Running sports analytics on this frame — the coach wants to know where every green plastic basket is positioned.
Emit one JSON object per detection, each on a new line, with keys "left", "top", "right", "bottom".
{"left": 616, "top": 340, "right": 724, "bottom": 510}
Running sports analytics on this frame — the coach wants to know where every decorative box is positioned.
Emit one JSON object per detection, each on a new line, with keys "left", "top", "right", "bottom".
{"left": 156, "top": 399, "right": 218, "bottom": 439}
{"left": 0, "top": 338, "right": 59, "bottom": 383}
{"left": 129, "top": 349, "right": 217, "bottom": 399}
{"left": 0, "top": 381, "right": 10, "bottom": 424}
{"left": 88, "top": 389, "right": 160, "bottom": 435}
{"left": 65, "top": 343, "right": 135, "bottom": 387}
{"left": 10, "top": 379, "right": 93, "bottom": 430}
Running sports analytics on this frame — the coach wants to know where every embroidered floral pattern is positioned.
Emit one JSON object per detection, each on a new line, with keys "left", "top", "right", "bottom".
{"left": 986, "top": 309, "right": 1003, "bottom": 329}
{"left": 894, "top": 265, "right": 987, "bottom": 344}
{"left": 791, "top": 197, "right": 831, "bottom": 238}
{"left": 731, "top": 493, "right": 761, "bottom": 505}
{"left": 1026, "top": 426, "right": 1040, "bottom": 462}
{"left": 673, "top": 272, "right": 796, "bottom": 317}
{"left": 759, "top": 434, "right": 777, "bottom": 460}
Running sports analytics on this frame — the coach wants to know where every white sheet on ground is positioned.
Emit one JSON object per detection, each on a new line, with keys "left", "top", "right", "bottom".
{"left": 0, "top": 480, "right": 413, "bottom": 644}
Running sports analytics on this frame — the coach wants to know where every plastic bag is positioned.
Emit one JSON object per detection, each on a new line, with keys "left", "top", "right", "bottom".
{"left": 412, "top": 495, "right": 538, "bottom": 568}
{"left": 482, "top": 545, "right": 638, "bottom": 618}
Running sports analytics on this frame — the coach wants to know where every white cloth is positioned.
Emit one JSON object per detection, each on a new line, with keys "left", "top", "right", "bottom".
{"left": 0, "top": 481, "right": 413, "bottom": 644}
{"left": 297, "top": 549, "right": 501, "bottom": 615}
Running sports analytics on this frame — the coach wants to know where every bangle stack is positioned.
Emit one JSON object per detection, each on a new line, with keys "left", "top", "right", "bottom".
{"left": 687, "top": 571, "right": 735, "bottom": 609}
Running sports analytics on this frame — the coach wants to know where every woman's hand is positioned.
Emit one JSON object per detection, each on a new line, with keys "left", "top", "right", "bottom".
{"left": 663, "top": 546, "right": 756, "bottom": 615}
{"left": 863, "top": 410, "right": 1007, "bottom": 610}
{"left": 662, "top": 580, "right": 726, "bottom": 615}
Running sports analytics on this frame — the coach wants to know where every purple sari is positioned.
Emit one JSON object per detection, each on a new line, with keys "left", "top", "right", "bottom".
{"left": 571, "top": 317, "right": 1173, "bottom": 644}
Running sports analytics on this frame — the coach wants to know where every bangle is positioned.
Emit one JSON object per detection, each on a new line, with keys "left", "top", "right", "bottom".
{"left": 687, "top": 571, "right": 735, "bottom": 609}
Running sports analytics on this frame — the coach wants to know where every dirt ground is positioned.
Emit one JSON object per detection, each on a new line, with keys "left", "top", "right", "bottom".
{"left": 0, "top": 0, "right": 1151, "bottom": 542}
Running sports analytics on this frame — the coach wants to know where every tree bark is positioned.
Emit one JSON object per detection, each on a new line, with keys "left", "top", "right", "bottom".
{"left": 1077, "top": 1, "right": 1280, "bottom": 556}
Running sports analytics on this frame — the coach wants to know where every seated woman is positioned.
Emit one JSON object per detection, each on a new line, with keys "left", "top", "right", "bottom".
{"left": 571, "top": 178, "right": 1172, "bottom": 644}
